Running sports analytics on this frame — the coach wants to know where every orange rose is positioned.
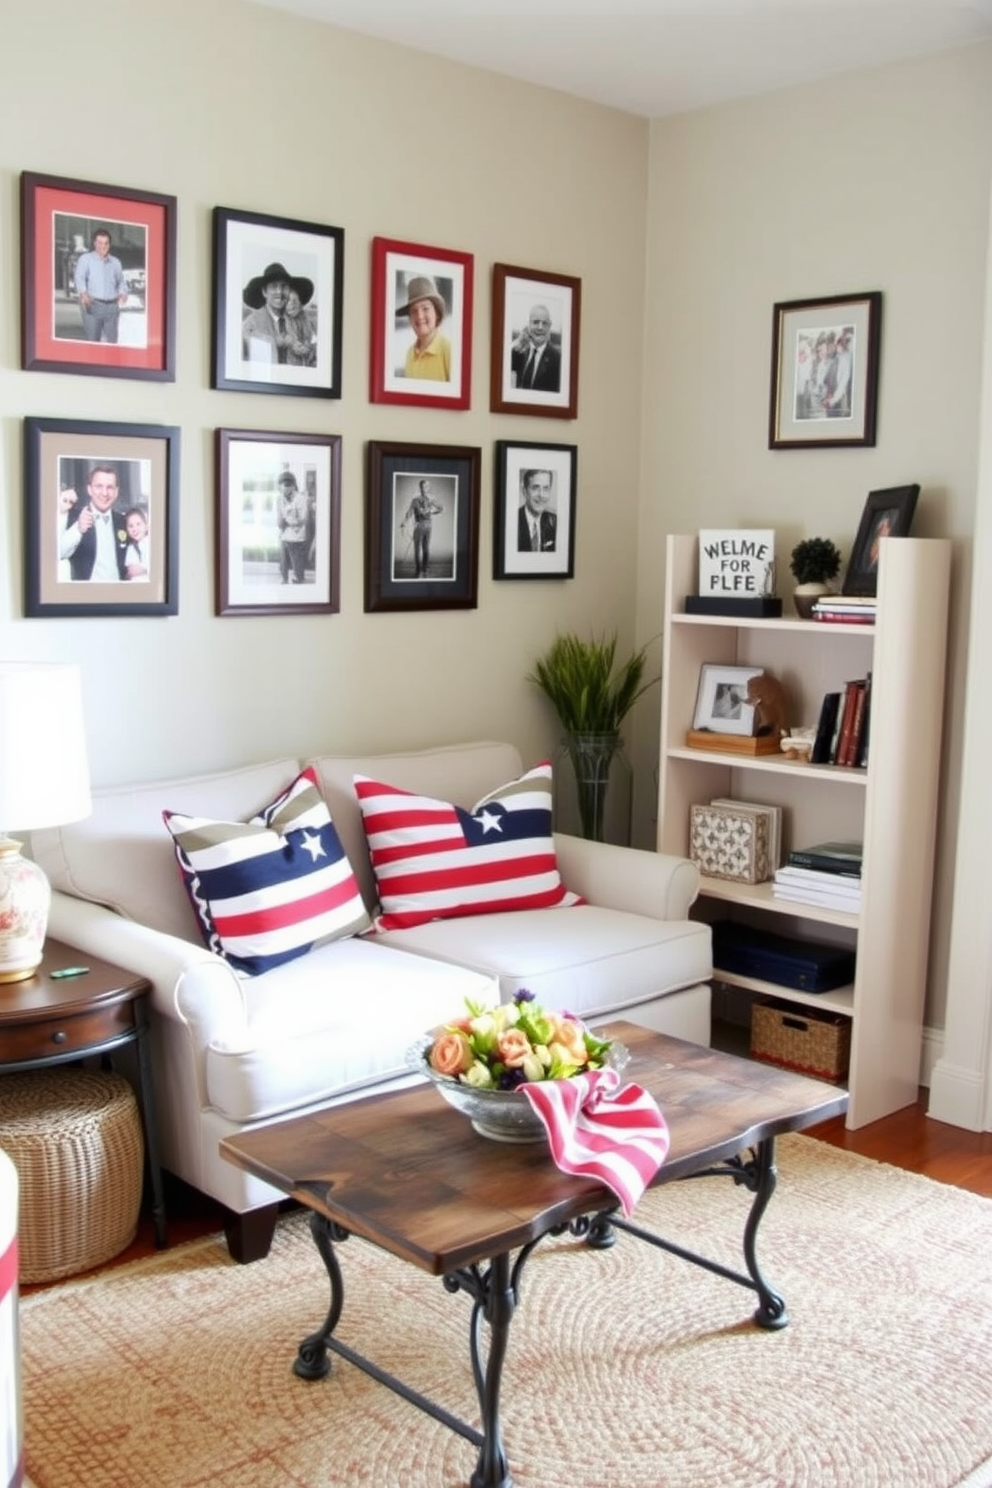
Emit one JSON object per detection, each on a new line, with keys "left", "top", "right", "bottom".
{"left": 498, "top": 1028, "right": 534, "bottom": 1068}
{"left": 551, "top": 1017, "right": 588, "bottom": 1065}
{"left": 429, "top": 1031, "right": 474, "bottom": 1077}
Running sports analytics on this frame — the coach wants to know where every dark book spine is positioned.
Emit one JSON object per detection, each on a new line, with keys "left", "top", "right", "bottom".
{"left": 786, "top": 851, "right": 862, "bottom": 876}
{"left": 840, "top": 680, "right": 867, "bottom": 767}
{"left": 832, "top": 680, "right": 860, "bottom": 765}
{"left": 811, "top": 692, "right": 841, "bottom": 764}
{"left": 856, "top": 672, "right": 873, "bottom": 768}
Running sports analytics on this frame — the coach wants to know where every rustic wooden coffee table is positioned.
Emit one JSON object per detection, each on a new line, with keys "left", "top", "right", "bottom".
{"left": 221, "top": 1023, "right": 848, "bottom": 1488}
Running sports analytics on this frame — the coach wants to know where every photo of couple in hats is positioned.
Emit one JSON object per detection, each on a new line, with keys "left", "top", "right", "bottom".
{"left": 241, "top": 260, "right": 318, "bottom": 368}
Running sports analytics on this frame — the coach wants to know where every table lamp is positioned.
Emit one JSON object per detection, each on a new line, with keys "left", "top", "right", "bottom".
{"left": 0, "top": 662, "right": 91, "bottom": 983}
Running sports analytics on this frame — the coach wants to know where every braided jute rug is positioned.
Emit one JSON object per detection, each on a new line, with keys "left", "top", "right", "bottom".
{"left": 18, "top": 1133, "right": 992, "bottom": 1488}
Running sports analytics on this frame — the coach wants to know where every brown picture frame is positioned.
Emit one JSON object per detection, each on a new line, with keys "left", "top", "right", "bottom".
{"left": 769, "top": 291, "right": 881, "bottom": 449}
{"left": 365, "top": 441, "right": 480, "bottom": 613}
{"left": 490, "top": 263, "right": 580, "bottom": 419}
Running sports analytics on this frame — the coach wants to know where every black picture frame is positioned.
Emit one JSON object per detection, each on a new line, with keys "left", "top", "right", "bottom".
{"left": 211, "top": 206, "right": 344, "bottom": 398}
{"left": 24, "top": 416, "right": 180, "bottom": 617}
{"left": 21, "top": 170, "right": 177, "bottom": 381}
{"left": 842, "top": 484, "right": 920, "bottom": 597}
{"left": 365, "top": 441, "right": 480, "bottom": 613}
{"left": 490, "top": 263, "right": 580, "bottom": 419}
{"left": 493, "top": 440, "right": 576, "bottom": 580}
{"left": 769, "top": 291, "right": 881, "bottom": 449}
{"left": 215, "top": 429, "right": 342, "bottom": 617}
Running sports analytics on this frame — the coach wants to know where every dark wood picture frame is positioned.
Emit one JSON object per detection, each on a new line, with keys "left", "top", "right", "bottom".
{"left": 21, "top": 171, "right": 177, "bottom": 380}
{"left": 369, "top": 236, "right": 473, "bottom": 409}
{"left": 216, "top": 429, "right": 342, "bottom": 617}
{"left": 493, "top": 440, "right": 576, "bottom": 580}
{"left": 842, "top": 484, "right": 920, "bottom": 597}
{"left": 365, "top": 441, "right": 480, "bottom": 613}
{"left": 24, "top": 416, "right": 180, "bottom": 617}
{"left": 769, "top": 291, "right": 882, "bottom": 449}
{"left": 490, "top": 263, "right": 580, "bottom": 419}
{"left": 212, "top": 206, "right": 344, "bottom": 398}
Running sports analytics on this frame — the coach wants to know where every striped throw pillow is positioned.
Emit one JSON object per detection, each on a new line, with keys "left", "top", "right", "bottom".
{"left": 354, "top": 760, "right": 581, "bottom": 932}
{"left": 164, "top": 767, "right": 369, "bottom": 976}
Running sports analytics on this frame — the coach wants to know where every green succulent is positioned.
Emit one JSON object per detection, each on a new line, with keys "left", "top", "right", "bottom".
{"left": 528, "top": 632, "right": 657, "bottom": 735}
{"left": 790, "top": 537, "right": 843, "bottom": 585}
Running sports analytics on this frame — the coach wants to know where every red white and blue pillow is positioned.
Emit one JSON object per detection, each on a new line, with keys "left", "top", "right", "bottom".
{"left": 163, "top": 767, "right": 369, "bottom": 976}
{"left": 354, "top": 760, "right": 581, "bottom": 931}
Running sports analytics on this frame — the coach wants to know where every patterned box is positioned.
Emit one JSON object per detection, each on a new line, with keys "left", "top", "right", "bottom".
{"left": 689, "top": 802, "right": 772, "bottom": 884}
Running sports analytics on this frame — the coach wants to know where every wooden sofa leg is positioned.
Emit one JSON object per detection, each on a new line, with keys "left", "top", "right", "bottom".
{"left": 224, "top": 1204, "right": 279, "bottom": 1264}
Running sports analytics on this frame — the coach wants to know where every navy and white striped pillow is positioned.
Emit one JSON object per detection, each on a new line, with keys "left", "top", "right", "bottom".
{"left": 164, "top": 767, "right": 369, "bottom": 976}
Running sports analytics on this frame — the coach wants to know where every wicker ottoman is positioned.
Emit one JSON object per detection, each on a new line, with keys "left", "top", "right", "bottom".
{"left": 0, "top": 1068, "right": 144, "bottom": 1284}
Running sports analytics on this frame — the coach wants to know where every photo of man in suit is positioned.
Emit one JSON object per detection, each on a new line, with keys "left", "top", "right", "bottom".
{"left": 58, "top": 463, "right": 130, "bottom": 581}
{"left": 511, "top": 304, "right": 561, "bottom": 393}
{"left": 516, "top": 469, "right": 557, "bottom": 552}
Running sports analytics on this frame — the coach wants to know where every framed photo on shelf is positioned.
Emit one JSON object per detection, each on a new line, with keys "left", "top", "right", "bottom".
{"left": 842, "top": 483, "right": 920, "bottom": 598}
{"left": 211, "top": 206, "right": 344, "bottom": 397}
{"left": 215, "top": 429, "right": 342, "bottom": 617}
{"left": 369, "top": 237, "right": 473, "bottom": 409}
{"left": 493, "top": 440, "right": 576, "bottom": 580}
{"left": 24, "top": 416, "right": 179, "bottom": 618}
{"left": 365, "top": 441, "right": 480, "bottom": 613}
{"left": 769, "top": 290, "right": 881, "bottom": 449}
{"left": 20, "top": 171, "right": 177, "bottom": 380}
{"left": 691, "top": 664, "right": 764, "bottom": 736}
{"left": 490, "top": 263, "right": 580, "bottom": 419}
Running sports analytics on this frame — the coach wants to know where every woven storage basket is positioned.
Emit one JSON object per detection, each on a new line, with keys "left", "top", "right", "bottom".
{"left": 750, "top": 1002, "right": 851, "bottom": 1084}
{"left": 0, "top": 1067, "right": 143, "bottom": 1284}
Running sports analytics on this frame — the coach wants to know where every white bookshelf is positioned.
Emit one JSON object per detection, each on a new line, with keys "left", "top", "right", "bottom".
{"left": 657, "top": 533, "right": 951, "bottom": 1128}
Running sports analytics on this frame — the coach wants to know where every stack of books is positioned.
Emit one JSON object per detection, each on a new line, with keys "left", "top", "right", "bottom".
{"left": 772, "top": 840, "right": 863, "bottom": 912}
{"left": 811, "top": 594, "right": 877, "bottom": 624}
{"left": 809, "top": 674, "right": 872, "bottom": 767}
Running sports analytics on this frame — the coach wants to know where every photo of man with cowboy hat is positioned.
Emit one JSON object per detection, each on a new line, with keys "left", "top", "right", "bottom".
{"left": 242, "top": 261, "right": 316, "bottom": 366}
{"left": 397, "top": 272, "right": 452, "bottom": 382}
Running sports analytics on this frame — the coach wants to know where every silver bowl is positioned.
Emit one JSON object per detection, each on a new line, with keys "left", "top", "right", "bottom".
{"left": 406, "top": 1033, "right": 630, "bottom": 1143}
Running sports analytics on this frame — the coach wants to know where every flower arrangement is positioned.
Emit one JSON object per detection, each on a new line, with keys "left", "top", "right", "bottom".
{"left": 426, "top": 990, "right": 612, "bottom": 1090}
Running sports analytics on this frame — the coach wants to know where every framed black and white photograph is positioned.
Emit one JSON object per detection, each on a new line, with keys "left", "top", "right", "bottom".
{"left": 369, "top": 236, "right": 473, "bottom": 409}
{"left": 490, "top": 263, "right": 580, "bottom": 419}
{"left": 692, "top": 664, "right": 764, "bottom": 735}
{"left": 493, "top": 440, "right": 576, "bottom": 580}
{"left": 769, "top": 291, "right": 881, "bottom": 449}
{"left": 216, "top": 429, "right": 342, "bottom": 616}
{"left": 842, "top": 483, "right": 920, "bottom": 597}
{"left": 365, "top": 441, "right": 480, "bottom": 613}
{"left": 21, "top": 171, "right": 176, "bottom": 380}
{"left": 212, "top": 207, "right": 344, "bottom": 398}
{"left": 24, "top": 416, "right": 179, "bottom": 618}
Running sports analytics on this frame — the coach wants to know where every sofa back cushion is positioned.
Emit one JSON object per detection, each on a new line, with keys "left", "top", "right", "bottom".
{"left": 30, "top": 759, "right": 303, "bottom": 944}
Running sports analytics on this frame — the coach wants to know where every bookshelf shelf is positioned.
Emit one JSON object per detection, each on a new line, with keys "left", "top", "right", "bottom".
{"left": 658, "top": 533, "right": 951, "bottom": 1129}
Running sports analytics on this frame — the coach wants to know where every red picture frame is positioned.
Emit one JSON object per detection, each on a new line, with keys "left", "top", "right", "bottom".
{"left": 21, "top": 172, "right": 177, "bottom": 381}
{"left": 369, "top": 237, "right": 473, "bottom": 410}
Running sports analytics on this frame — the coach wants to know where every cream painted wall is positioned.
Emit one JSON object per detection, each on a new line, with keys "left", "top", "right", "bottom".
{"left": 636, "top": 44, "right": 992, "bottom": 1032}
{"left": 0, "top": 0, "right": 648, "bottom": 789}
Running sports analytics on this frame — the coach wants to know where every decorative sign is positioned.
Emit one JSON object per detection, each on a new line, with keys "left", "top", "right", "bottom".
{"left": 698, "top": 530, "right": 776, "bottom": 596}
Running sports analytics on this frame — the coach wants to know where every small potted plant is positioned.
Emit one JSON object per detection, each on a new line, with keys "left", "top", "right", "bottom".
{"left": 789, "top": 537, "right": 843, "bottom": 619}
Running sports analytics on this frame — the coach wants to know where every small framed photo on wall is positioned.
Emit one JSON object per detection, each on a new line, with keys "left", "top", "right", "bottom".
{"left": 24, "top": 416, "right": 180, "bottom": 617}
{"left": 212, "top": 206, "right": 344, "bottom": 398}
{"left": 369, "top": 237, "right": 473, "bottom": 409}
{"left": 21, "top": 171, "right": 177, "bottom": 380}
{"left": 216, "top": 429, "right": 342, "bottom": 616}
{"left": 769, "top": 290, "right": 882, "bottom": 449}
{"left": 490, "top": 263, "right": 580, "bottom": 419}
{"left": 365, "top": 441, "right": 480, "bottom": 612}
{"left": 493, "top": 440, "right": 576, "bottom": 580}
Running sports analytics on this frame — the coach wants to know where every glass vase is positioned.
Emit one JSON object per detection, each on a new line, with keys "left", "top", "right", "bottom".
{"left": 555, "top": 731, "right": 632, "bottom": 844}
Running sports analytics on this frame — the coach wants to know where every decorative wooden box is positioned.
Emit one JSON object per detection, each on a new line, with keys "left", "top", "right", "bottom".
{"left": 689, "top": 802, "right": 773, "bottom": 884}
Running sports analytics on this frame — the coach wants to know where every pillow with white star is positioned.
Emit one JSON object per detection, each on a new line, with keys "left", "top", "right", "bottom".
{"left": 354, "top": 760, "right": 582, "bottom": 932}
{"left": 163, "top": 766, "right": 369, "bottom": 976}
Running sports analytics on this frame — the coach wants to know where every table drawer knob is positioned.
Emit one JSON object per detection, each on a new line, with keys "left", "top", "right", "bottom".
{"left": 51, "top": 1030, "right": 68, "bottom": 1045}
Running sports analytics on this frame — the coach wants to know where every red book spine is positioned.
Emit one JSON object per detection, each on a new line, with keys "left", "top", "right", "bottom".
{"left": 837, "top": 681, "right": 866, "bottom": 767}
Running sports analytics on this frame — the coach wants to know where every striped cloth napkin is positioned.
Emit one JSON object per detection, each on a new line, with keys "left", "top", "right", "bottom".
{"left": 522, "top": 1068, "right": 670, "bottom": 1216}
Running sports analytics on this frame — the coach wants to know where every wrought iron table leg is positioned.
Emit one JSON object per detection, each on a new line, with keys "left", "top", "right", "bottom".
{"left": 294, "top": 1211, "right": 345, "bottom": 1379}
{"left": 468, "top": 1250, "right": 515, "bottom": 1488}
{"left": 744, "top": 1138, "right": 787, "bottom": 1329}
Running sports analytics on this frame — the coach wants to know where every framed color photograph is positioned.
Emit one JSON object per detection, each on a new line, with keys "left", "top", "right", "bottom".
{"left": 369, "top": 237, "right": 473, "bottom": 409}
{"left": 21, "top": 171, "right": 176, "bottom": 380}
{"left": 493, "top": 440, "right": 576, "bottom": 580}
{"left": 365, "top": 442, "right": 480, "bottom": 613}
{"left": 24, "top": 416, "right": 179, "bottom": 617}
{"left": 842, "top": 483, "right": 920, "bottom": 597}
{"left": 692, "top": 664, "right": 764, "bottom": 735}
{"left": 212, "top": 207, "right": 344, "bottom": 398}
{"left": 769, "top": 291, "right": 881, "bottom": 449}
{"left": 490, "top": 263, "right": 580, "bottom": 419}
{"left": 216, "top": 429, "right": 342, "bottom": 616}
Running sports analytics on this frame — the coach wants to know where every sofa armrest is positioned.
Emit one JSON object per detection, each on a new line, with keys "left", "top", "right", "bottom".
{"left": 46, "top": 890, "right": 249, "bottom": 1051}
{"left": 553, "top": 834, "right": 700, "bottom": 921}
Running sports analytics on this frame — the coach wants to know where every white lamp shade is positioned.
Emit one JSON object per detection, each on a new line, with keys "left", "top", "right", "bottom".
{"left": 0, "top": 662, "right": 92, "bottom": 832}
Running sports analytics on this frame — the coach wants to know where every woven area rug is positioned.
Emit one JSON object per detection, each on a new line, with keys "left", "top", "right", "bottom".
{"left": 19, "top": 1133, "right": 992, "bottom": 1488}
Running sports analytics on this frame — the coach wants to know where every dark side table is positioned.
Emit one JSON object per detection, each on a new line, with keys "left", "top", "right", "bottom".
{"left": 0, "top": 939, "right": 167, "bottom": 1247}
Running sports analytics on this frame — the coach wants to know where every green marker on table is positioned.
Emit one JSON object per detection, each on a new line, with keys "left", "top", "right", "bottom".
{"left": 50, "top": 966, "right": 90, "bottom": 979}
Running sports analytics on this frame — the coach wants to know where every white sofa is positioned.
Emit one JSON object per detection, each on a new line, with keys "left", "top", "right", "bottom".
{"left": 32, "top": 741, "right": 711, "bottom": 1261}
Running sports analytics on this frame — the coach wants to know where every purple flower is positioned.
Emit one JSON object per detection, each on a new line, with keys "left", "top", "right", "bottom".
{"left": 513, "top": 988, "right": 535, "bottom": 1004}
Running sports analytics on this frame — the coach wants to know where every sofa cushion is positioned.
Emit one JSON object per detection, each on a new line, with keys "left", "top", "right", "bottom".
{"left": 163, "top": 767, "right": 369, "bottom": 976}
{"left": 372, "top": 905, "right": 712, "bottom": 1022}
{"left": 354, "top": 761, "right": 581, "bottom": 931}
